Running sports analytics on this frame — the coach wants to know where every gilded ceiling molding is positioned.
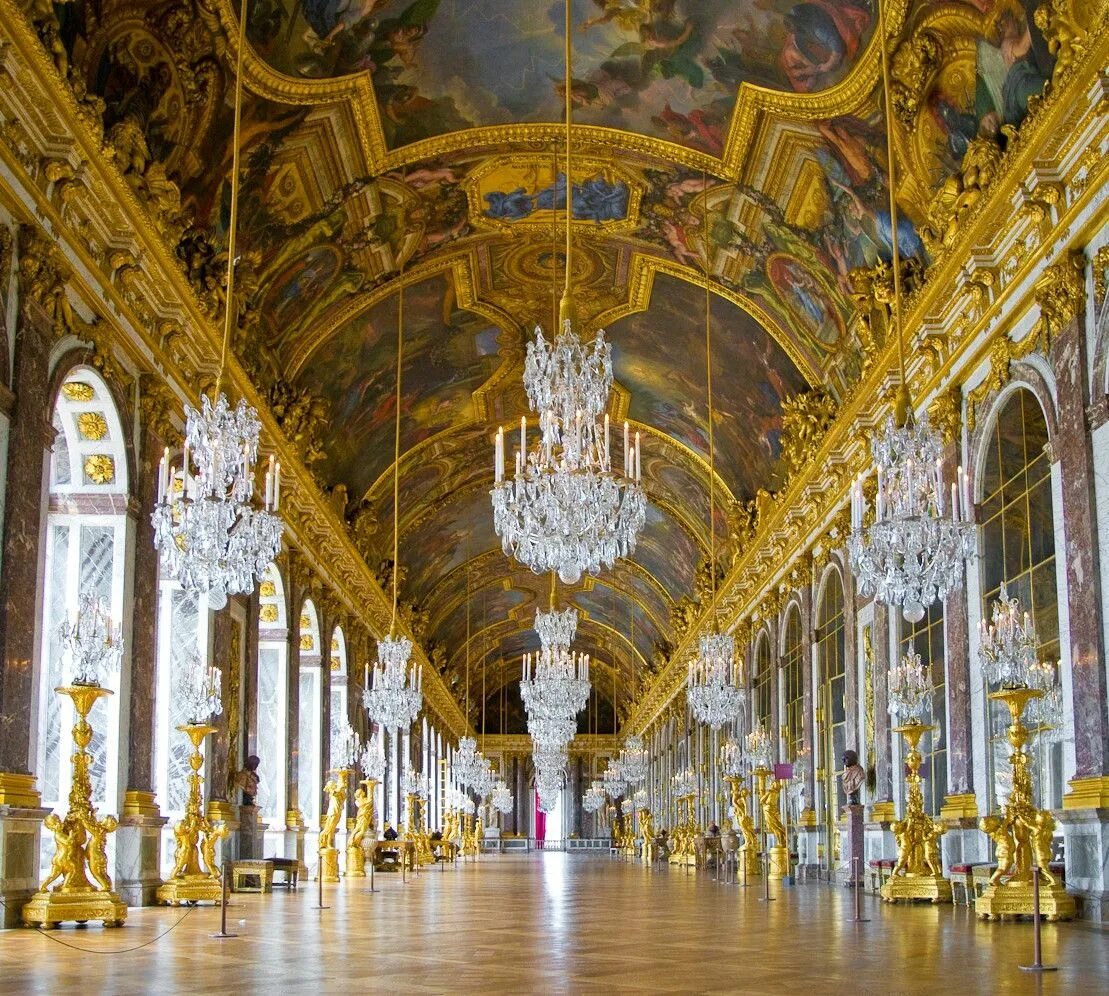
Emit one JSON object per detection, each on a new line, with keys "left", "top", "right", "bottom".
{"left": 0, "top": 1, "right": 471, "bottom": 738}
{"left": 212, "top": 0, "right": 908, "bottom": 181}
{"left": 627, "top": 29, "right": 1109, "bottom": 732}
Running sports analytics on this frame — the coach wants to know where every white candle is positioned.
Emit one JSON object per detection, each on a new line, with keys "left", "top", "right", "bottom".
{"left": 624, "top": 422, "right": 630, "bottom": 476}
{"left": 604, "top": 413, "right": 610, "bottom": 469}
{"left": 635, "top": 432, "right": 641, "bottom": 482}
{"left": 520, "top": 416, "right": 526, "bottom": 459}
{"left": 274, "top": 462, "right": 281, "bottom": 510}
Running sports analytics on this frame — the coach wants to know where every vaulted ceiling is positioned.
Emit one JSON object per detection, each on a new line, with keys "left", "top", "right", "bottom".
{"left": 54, "top": 0, "right": 949, "bottom": 731}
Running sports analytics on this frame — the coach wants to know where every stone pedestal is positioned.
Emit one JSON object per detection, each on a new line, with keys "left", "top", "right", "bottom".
{"left": 236, "top": 805, "right": 268, "bottom": 860}
{"left": 768, "top": 845, "right": 790, "bottom": 880}
{"left": 843, "top": 805, "right": 864, "bottom": 887}
{"left": 116, "top": 809, "right": 168, "bottom": 907}
{"left": 320, "top": 846, "right": 340, "bottom": 882}
{"left": 1058, "top": 777, "right": 1109, "bottom": 921}
{"left": 0, "top": 804, "right": 51, "bottom": 928}
{"left": 939, "top": 793, "right": 988, "bottom": 875}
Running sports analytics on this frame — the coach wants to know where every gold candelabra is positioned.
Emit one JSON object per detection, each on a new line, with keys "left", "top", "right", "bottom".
{"left": 414, "top": 797, "right": 434, "bottom": 865}
{"left": 346, "top": 778, "right": 378, "bottom": 878}
{"left": 23, "top": 685, "right": 127, "bottom": 928}
{"left": 638, "top": 807, "right": 655, "bottom": 863}
{"left": 976, "top": 688, "right": 1075, "bottom": 920}
{"left": 725, "top": 776, "right": 760, "bottom": 879}
{"left": 881, "top": 722, "right": 951, "bottom": 903}
{"left": 461, "top": 811, "right": 480, "bottom": 858}
{"left": 156, "top": 723, "right": 228, "bottom": 905}
{"left": 319, "top": 770, "right": 350, "bottom": 883}
{"left": 754, "top": 767, "right": 789, "bottom": 879}
{"left": 667, "top": 794, "right": 698, "bottom": 866}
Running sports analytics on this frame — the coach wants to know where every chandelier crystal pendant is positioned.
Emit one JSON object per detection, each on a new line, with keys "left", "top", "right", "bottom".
{"left": 845, "top": 0, "right": 973, "bottom": 626}
{"left": 688, "top": 631, "right": 744, "bottom": 730}
{"left": 150, "top": 3, "right": 282, "bottom": 611}
{"left": 490, "top": 0, "right": 646, "bottom": 585}
{"left": 583, "top": 780, "right": 607, "bottom": 813}
{"left": 176, "top": 649, "right": 223, "bottom": 725}
{"left": 521, "top": 599, "right": 590, "bottom": 750}
{"left": 331, "top": 719, "right": 362, "bottom": 771}
{"left": 745, "top": 722, "right": 773, "bottom": 770}
{"left": 848, "top": 413, "right": 975, "bottom": 623}
{"left": 60, "top": 593, "right": 123, "bottom": 687}
{"left": 888, "top": 650, "right": 934, "bottom": 724}
{"left": 618, "top": 734, "right": 649, "bottom": 785}
{"left": 363, "top": 635, "right": 422, "bottom": 735}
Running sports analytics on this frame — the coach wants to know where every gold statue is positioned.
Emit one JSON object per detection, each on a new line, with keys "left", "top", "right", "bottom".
{"left": 23, "top": 685, "right": 127, "bottom": 928}
{"left": 975, "top": 688, "right": 1075, "bottom": 919}
{"left": 157, "top": 724, "right": 227, "bottom": 904}
{"left": 319, "top": 773, "right": 350, "bottom": 883}
{"left": 724, "top": 776, "right": 760, "bottom": 878}
{"left": 754, "top": 768, "right": 789, "bottom": 879}
{"left": 882, "top": 723, "right": 951, "bottom": 903}
{"left": 346, "top": 782, "right": 375, "bottom": 878}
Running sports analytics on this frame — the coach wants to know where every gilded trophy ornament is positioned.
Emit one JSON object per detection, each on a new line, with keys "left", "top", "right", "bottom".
{"left": 975, "top": 688, "right": 1076, "bottom": 921}
{"left": 156, "top": 724, "right": 228, "bottom": 905}
{"left": 22, "top": 686, "right": 127, "bottom": 929}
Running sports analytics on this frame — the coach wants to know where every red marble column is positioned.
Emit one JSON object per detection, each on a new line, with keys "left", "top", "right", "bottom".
{"left": 1053, "top": 313, "right": 1109, "bottom": 778}
{"left": 841, "top": 558, "right": 859, "bottom": 754}
{"left": 0, "top": 298, "right": 53, "bottom": 784}
{"left": 799, "top": 582, "right": 816, "bottom": 808}
{"left": 871, "top": 602, "right": 893, "bottom": 803}
{"left": 284, "top": 576, "right": 302, "bottom": 822}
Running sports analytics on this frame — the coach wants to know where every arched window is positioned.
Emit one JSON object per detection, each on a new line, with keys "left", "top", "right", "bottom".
{"left": 754, "top": 632, "right": 772, "bottom": 732}
{"left": 898, "top": 603, "right": 946, "bottom": 814}
{"left": 298, "top": 599, "right": 322, "bottom": 826}
{"left": 328, "top": 625, "right": 348, "bottom": 766}
{"left": 816, "top": 570, "right": 846, "bottom": 859}
{"left": 781, "top": 606, "right": 805, "bottom": 764}
{"left": 979, "top": 388, "right": 1061, "bottom": 808}
{"left": 37, "top": 370, "right": 130, "bottom": 875}
{"left": 256, "top": 564, "right": 288, "bottom": 826}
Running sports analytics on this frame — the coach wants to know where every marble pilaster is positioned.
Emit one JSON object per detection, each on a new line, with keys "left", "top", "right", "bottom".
{"left": 0, "top": 805, "right": 51, "bottom": 928}
{"left": 115, "top": 812, "right": 168, "bottom": 907}
{"left": 841, "top": 559, "right": 859, "bottom": 757}
{"left": 870, "top": 603, "right": 893, "bottom": 809}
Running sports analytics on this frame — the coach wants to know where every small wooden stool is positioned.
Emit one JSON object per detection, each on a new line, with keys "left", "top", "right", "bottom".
{"left": 231, "top": 859, "right": 274, "bottom": 893}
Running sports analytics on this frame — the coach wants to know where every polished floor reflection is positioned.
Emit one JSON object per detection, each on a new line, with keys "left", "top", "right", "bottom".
{"left": 1, "top": 854, "right": 1106, "bottom": 993}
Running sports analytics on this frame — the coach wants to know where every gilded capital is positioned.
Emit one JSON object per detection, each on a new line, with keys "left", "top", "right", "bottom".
{"left": 927, "top": 386, "right": 963, "bottom": 447}
{"left": 1034, "top": 250, "right": 1086, "bottom": 343}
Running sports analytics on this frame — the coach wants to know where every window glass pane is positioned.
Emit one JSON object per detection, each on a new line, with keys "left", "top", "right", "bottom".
{"left": 42, "top": 524, "right": 72, "bottom": 808}
{"left": 79, "top": 525, "right": 115, "bottom": 804}
{"left": 256, "top": 646, "right": 282, "bottom": 820}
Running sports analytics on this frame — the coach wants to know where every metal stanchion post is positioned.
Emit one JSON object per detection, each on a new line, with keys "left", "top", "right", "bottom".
{"left": 759, "top": 851, "right": 774, "bottom": 902}
{"left": 210, "top": 861, "right": 238, "bottom": 939}
{"left": 312, "top": 849, "right": 330, "bottom": 911}
{"left": 739, "top": 849, "right": 750, "bottom": 888}
{"left": 1019, "top": 867, "right": 1057, "bottom": 973}
{"left": 851, "top": 857, "right": 869, "bottom": 923}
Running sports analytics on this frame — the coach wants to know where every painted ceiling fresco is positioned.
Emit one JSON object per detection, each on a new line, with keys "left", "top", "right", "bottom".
{"left": 37, "top": 0, "right": 1059, "bottom": 728}
{"left": 246, "top": 0, "right": 877, "bottom": 154}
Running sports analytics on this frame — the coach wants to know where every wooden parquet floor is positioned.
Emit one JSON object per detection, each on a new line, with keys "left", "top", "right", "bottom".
{"left": 1, "top": 854, "right": 1106, "bottom": 994}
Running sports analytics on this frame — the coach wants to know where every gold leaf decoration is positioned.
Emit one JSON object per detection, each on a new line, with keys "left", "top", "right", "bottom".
{"left": 83, "top": 454, "right": 115, "bottom": 484}
{"left": 260, "top": 580, "right": 277, "bottom": 598}
{"left": 76, "top": 411, "right": 108, "bottom": 441}
{"left": 260, "top": 604, "right": 279, "bottom": 623}
{"left": 62, "top": 382, "right": 95, "bottom": 402}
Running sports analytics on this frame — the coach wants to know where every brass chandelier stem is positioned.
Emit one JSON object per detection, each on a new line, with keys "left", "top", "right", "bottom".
{"left": 215, "top": 0, "right": 250, "bottom": 398}
{"left": 702, "top": 173, "right": 718, "bottom": 624}
{"left": 877, "top": 0, "right": 909, "bottom": 422}
{"left": 389, "top": 278, "right": 404, "bottom": 635}
{"left": 559, "top": 0, "right": 575, "bottom": 324}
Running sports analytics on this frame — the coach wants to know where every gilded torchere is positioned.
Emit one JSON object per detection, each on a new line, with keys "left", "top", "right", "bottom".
{"left": 156, "top": 723, "right": 228, "bottom": 905}
{"left": 319, "top": 772, "right": 350, "bottom": 883}
{"left": 975, "top": 688, "right": 1076, "bottom": 921}
{"left": 414, "top": 796, "right": 434, "bottom": 866}
{"left": 346, "top": 778, "right": 378, "bottom": 878}
{"left": 22, "top": 686, "right": 127, "bottom": 928}
{"left": 881, "top": 722, "right": 951, "bottom": 904}
{"left": 754, "top": 767, "right": 789, "bottom": 879}
{"left": 638, "top": 807, "right": 655, "bottom": 863}
{"left": 724, "top": 776, "right": 760, "bottom": 879}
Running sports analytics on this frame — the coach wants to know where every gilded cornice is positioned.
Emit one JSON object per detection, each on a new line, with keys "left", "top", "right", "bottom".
{"left": 627, "top": 23, "right": 1109, "bottom": 733}
{"left": 0, "top": 0, "right": 471, "bottom": 738}
{"left": 213, "top": 0, "right": 908, "bottom": 181}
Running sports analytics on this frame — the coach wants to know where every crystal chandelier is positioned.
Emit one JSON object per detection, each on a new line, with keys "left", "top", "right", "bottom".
{"left": 671, "top": 767, "right": 696, "bottom": 799}
{"left": 602, "top": 758, "right": 626, "bottom": 798}
{"left": 618, "top": 734, "right": 648, "bottom": 785}
{"left": 688, "top": 632, "right": 744, "bottom": 730}
{"left": 363, "top": 635, "right": 422, "bottom": 735}
{"left": 846, "top": 8, "right": 974, "bottom": 625}
{"left": 888, "top": 650, "right": 933, "bottom": 724}
{"left": 331, "top": 719, "right": 362, "bottom": 771}
{"left": 978, "top": 583, "right": 1041, "bottom": 688}
{"left": 620, "top": 798, "right": 634, "bottom": 818}
{"left": 60, "top": 593, "right": 123, "bottom": 687}
{"left": 719, "top": 737, "right": 744, "bottom": 778}
{"left": 401, "top": 770, "right": 428, "bottom": 799}
{"left": 454, "top": 736, "right": 487, "bottom": 791}
{"left": 632, "top": 787, "right": 648, "bottom": 810}
{"left": 175, "top": 648, "right": 223, "bottom": 725}
{"left": 583, "top": 780, "right": 607, "bottom": 813}
{"left": 490, "top": 0, "right": 645, "bottom": 585}
{"left": 522, "top": 604, "right": 590, "bottom": 749}
{"left": 359, "top": 734, "right": 386, "bottom": 782}
{"left": 491, "top": 779, "right": 514, "bottom": 814}
{"left": 745, "top": 722, "right": 772, "bottom": 770}
{"left": 151, "top": 13, "right": 282, "bottom": 611}
{"left": 848, "top": 412, "right": 975, "bottom": 623}
{"left": 535, "top": 754, "right": 566, "bottom": 813}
